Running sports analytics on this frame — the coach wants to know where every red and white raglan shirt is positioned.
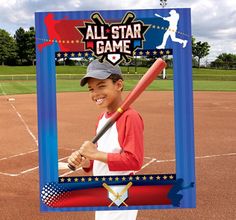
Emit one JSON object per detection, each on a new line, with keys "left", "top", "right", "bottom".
{"left": 86, "top": 107, "right": 144, "bottom": 176}
{"left": 85, "top": 107, "right": 144, "bottom": 220}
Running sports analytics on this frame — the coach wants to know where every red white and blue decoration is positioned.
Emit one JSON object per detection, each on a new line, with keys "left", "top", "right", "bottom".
{"left": 36, "top": 8, "right": 195, "bottom": 212}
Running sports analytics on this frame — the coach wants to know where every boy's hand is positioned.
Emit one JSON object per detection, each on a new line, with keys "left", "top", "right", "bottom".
{"left": 81, "top": 156, "right": 91, "bottom": 168}
{"left": 79, "top": 141, "right": 108, "bottom": 163}
{"left": 79, "top": 141, "right": 98, "bottom": 160}
{"left": 67, "top": 150, "right": 82, "bottom": 169}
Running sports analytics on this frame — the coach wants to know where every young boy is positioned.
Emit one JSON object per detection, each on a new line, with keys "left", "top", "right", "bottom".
{"left": 68, "top": 59, "right": 144, "bottom": 220}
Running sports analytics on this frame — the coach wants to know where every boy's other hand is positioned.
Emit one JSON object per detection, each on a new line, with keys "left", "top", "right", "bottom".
{"left": 81, "top": 156, "right": 91, "bottom": 168}
{"left": 68, "top": 150, "right": 82, "bottom": 168}
{"left": 80, "top": 141, "right": 107, "bottom": 163}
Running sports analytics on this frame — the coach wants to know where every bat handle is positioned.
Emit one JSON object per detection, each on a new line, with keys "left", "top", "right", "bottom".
{"left": 68, "top": 163, "right": 76, "bottom": 171}
{"left": 91, "top": 120, "right": 115, "bottom": 144}
{"left": 67, "top": 119, "right": 115, "bottom": 170}
{"left": 67, "top": 111, "right": 121, "bottom": 171}
{"left": 67, "top": 154, "right": 87, "bottom": 171}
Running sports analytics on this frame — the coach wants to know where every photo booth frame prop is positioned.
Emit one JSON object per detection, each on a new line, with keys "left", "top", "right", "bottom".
{"left": 36, "top": 8, "right": 195, "bottom": 212}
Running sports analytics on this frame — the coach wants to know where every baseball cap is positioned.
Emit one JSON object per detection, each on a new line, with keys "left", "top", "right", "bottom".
{"left": 80, "top": 59, "right": 122, "bottom": 86}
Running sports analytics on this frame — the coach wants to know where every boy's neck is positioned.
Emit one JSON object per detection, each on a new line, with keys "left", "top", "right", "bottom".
{"left": 106, "top": 96, "right": 123, "bottom": 114}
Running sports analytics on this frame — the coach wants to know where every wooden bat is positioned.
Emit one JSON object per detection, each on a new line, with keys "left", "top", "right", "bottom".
{"left": 68, "top": 58, "right": 166, "bottom": 170}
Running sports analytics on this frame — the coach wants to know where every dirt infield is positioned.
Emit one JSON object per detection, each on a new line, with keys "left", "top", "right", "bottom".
{"left": 0, "top": 91, "right": 235, "bottom": 220}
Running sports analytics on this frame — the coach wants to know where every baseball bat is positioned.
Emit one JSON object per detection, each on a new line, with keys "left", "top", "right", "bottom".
{"left": 68, "top": 58, "right": 166, "bottom": 170}
{"left": 154, "top": 13, "right": 163, "bottom": 19}
{"left": 122, "top": 12, "right": 135, "bottom": 24}
{"left": 91, "top": 13, "right": 106, "bottom": 25}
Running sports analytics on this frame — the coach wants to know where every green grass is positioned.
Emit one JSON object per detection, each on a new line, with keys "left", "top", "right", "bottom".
{"left": 192, "top": 68, "right": 236, "bottom": 75}
{"left": 56, "top": 80, "right": 87, "bottom": 92}
{"left": 193, "top": 81, "right": 236, "bottom": 91}
{"left": 0, "top": 65, "right": 236, "bottom": 95}
{"left": 0, "top": 81, "right": 37, "bottom": 95}
{"left": 1, "top": 65, "right": 235, "bottom": 75}
{"left": 1, "top": 79, "right": 236, "bottom": 96}
{"left": 0, "top": 66, "right": 36, "bottom": 75}
{"left": 56, "top": 66, "right": 87, "bottom": 74}
{"left": 125, "top": 79, "right": 174, "bottom": 91}
{"left": 1, "top": 65, "right": 236, "bottom": 80}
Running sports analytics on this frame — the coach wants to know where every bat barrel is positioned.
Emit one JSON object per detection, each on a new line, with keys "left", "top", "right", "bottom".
{"left": 92, "top": 58, "right": 166, "bottom": 143}
{"left": 120, "top": 58, "right": 166, "bottom": 111}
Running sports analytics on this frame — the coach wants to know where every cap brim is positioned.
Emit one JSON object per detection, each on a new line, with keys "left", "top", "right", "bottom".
{"left": 80, "top": 70, "right": 111, "bottom": 86}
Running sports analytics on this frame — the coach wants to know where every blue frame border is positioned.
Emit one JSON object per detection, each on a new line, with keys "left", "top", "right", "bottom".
{"left": 36, "top": 8, "right": 195, "bottom": 212}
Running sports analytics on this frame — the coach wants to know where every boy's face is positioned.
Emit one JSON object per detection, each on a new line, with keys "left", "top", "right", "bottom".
{"left": 87, "top": 77, "right": 123, "bottom": 112}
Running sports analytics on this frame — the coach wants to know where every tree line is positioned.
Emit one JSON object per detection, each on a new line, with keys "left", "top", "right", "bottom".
{"left": 0, "top": 27, "right": 35, "bottom": 66}
{"left": 191, "top": 37, "right": 236, "bottom": 69}
{"left": 0, "top": 27, "right": 235, "bottom": 69}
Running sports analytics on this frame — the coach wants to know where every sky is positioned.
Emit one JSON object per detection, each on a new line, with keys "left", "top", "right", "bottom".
{"left": 0, "top": 0, "right": 235, "bottom": 63}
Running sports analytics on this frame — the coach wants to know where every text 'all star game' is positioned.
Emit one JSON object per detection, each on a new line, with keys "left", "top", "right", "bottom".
{"left": 77, "top": 12, "right": 149, "bottom": 65}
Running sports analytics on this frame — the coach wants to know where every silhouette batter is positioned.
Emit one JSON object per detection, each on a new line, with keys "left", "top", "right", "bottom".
{"left": 155, "top": 10, "right": 187, "bottom": 49}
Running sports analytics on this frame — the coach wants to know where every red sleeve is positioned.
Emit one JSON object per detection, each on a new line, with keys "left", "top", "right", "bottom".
{"left": 107, "top": 109, "right": 144, "bottom": 171}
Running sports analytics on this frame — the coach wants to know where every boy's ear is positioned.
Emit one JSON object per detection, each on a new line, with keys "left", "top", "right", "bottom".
{"left": 116, "top": 79, "right": 124, "bottom": 91}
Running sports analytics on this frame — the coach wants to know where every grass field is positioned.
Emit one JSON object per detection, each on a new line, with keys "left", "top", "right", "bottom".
{"left": 0, "top": 65, "right": 236, "bottom": 77}
{"left": 1, "top": 79, "right": 236, "bottom": 95}
{"left": 0, "top": 65, "right": 236, "bottom": 95}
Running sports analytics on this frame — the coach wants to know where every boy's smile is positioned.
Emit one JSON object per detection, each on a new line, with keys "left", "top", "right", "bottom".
{"left": 94, "top": 97, "right": 105, "bottom": 105}
{"left": 87, "top": 77, "right": 123, "bottom": 113}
